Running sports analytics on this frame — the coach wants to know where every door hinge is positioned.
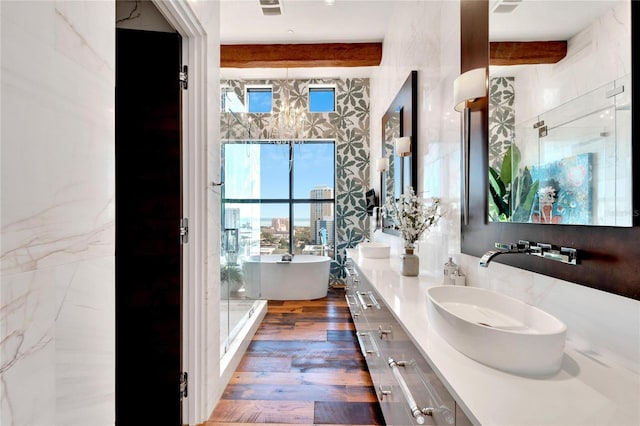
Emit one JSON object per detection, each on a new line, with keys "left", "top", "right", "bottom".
{"left": 180, "top": 218, "right": 189, "bottom": 244}
{"left": 180, "top": 371, "right": 188, "bottom": 399}
{"left": 179, "top": 65, "right": 188, "bottom": 90}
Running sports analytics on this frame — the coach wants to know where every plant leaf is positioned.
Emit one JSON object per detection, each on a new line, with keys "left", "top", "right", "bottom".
{"left": 489, "top": 167, "right": 506, "bottom": 198}
{"left": 500, "top": 145, "right": 513, "bottom": 187}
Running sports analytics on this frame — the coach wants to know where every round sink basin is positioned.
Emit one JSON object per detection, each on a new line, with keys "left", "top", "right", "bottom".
{"left": 427, "top": 286, "right": 567, "bottom": 376}
{"left": 358, "top": 242, "right": 390, "bottom": 258}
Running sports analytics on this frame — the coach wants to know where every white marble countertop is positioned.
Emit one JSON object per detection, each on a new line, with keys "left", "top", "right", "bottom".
{"left": 346, "top": 249, "right": 640, "bottom": 426}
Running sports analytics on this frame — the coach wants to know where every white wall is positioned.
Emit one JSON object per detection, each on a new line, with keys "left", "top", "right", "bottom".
{"left": 371, "top": 0, "right": 461, "bottom": 273}
{"left": 370, "top": 0, "right": 639, "bottom": 374}
{"left": 184, "top": 0, "right": 227, "bottom": 417}
{"left": 1, "top": 1, "right": 221, "bottom": 424}
{"left": 1, "top": 1, "right": 116, "bottom": 424}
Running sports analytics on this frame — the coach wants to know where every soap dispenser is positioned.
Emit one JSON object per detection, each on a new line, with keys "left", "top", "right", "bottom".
{"left": 443, "top": 257, "right": 458, "bottom": 285}
{"left": 451, "top": 269, "right": 466, "bottom": 286}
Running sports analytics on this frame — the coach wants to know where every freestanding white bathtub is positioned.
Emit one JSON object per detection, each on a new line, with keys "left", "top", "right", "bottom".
{"left": 242, "top": 255, "right": 331, "bottom": 300}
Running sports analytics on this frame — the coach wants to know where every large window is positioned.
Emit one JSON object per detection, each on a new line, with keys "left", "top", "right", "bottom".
{"left": 222, "top": 141, "right": 335, "bottom": 257}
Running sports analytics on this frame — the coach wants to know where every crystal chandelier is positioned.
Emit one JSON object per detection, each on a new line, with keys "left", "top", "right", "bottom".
{"left": 268, "top": 70, "right": 309, "bottom": 144}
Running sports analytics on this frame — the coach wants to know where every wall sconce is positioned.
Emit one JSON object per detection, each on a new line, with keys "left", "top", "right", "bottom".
{"left": 374, "top": 157, "right": 389, "bottom": 230}
{"left": 394, "top": 136, "right": 412, "bottom": 157}
{"left": 376, "top": 157, "right": 389, "bottom": 173}
{"left": 453, "top": 67, "right": 486, "bottom": 225}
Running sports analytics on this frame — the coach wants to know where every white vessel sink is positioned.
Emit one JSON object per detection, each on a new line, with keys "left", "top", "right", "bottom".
{"left": 427, "top": 286, "right": 567, "bottom": 376}
{"left": 358, "top": 242, "right": 390, "bottom": 259}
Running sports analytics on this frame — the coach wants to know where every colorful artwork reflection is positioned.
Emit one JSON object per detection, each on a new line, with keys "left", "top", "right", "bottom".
{"left": 530, "top": 153, "right": 594, "bottom": 225}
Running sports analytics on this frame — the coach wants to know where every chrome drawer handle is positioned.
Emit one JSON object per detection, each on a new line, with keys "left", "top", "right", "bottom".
{"left": 378, "top": 324, "right": 393, "bottom": 339}
{"left": 356, "top": 332, "right": 379, "bottom": 357}
{"left": 378, "top": 385, "right": 392, "bottom": 400}
{"left": 367, "top": 291, "right": 380, "bottom": 309}
{"left": 356, "top": 291, "right": 370, "bottom": 309}
{"left": 401, "top": 359, "right": 456, "bottom": 425}
{"left": 356, "top": 291, "right": 380, "bottom": 310}
{"left": 344, "top": 294, "right": 356, "bottom": 307}
{"left": 345, "top": 295, "right": 361, "bottom": 320}
{"left": 355, "top": 332, "right": 367, "bottom": 357}
{"left": 388, "top": 357, "right": 433, "bottom": 425}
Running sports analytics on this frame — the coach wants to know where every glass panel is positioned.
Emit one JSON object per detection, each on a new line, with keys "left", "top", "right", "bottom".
{"left": 221, "top": 88, "right": 243, "bottom": 113}
{"left": 260, "top": 143, "right": 290, "bottom": 199}
{"left": 503, "top": 76, "right": 631, "bottom": 226}
{"left": 225, "top": 202, "right": 262, "bottom": 258}
{"left": 309, "top": 87, "right": 335, "bottom": 112}
{"left": 224, "top": 143, "right": 290, "bottom": 200}
{"left": 220, "top": 164, "right": 262, "bottom": 360}
{"left": 259, "top": 203, "right": 290, "bottom": 255}
{"left": 294, "top": 202, "right": 334, "bottom": 257}
{"left": 532, "top": 80, "right": 624, "bottom": 225}
{"left": 247, "top": 88, "right": 272, "bottom": 113}
{"left": 293, "top": 142, "right": 334, "bottom": 198}
{"left": 223, "top": 143, "right": 261, "bottom": 199}
{"left": 223, "top": 140, "right": 336, "bottom": 320}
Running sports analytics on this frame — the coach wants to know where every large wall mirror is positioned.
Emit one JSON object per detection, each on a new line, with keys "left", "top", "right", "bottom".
{"left": 381, "top": 71, "right": 418, "bottom": 235}
{"left": 488, "top": 0, "right": 632, "bottom": 226}
{"left": 460, "top": 0, "right": 639, "bottom": 300}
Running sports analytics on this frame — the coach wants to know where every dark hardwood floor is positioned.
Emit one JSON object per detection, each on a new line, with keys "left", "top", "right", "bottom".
{"left": 207, "top": 288, "right": 385, "bottom": 425}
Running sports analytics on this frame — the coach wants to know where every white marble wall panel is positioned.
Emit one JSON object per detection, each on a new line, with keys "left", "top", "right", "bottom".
{"left": 1, "top": 1, "right": 115, "bottom": 424}
{"left": 1, "top": 267, "right": 57, "bottom": 426}
{"left": 459, "top": 254, "right": 640, "bottom": 374}
{"left": 370, "top": 0, "right": 639, "bottom": 376}
{"left": 1, "top": 1, "right": 115, "bottom": 275}
{"left": 370, "top": 0, "right": 460, "bottom": 274}
{"left": 55, "top": 258, "right": 114, "bottom": 426}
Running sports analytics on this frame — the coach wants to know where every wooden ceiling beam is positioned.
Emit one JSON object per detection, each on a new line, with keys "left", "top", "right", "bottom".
{"left": 490, "top": 41, "right": 567, "bottom": 66}
{"left": 221, "top": 42, "right": 383, "bottom": 68}
{"left": 221, "top": 41, "right": 564, "bottom": 68}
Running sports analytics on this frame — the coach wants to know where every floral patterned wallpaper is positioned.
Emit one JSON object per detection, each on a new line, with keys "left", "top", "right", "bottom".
{"left": 489, "top": 76, "right": 515, "bottom": 169}
{"left": 220, "top": 78, "right": 371, "bottom": 279}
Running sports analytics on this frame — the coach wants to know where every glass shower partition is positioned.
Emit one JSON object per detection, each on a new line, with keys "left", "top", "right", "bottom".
{"left": 506, "top": 74, "right": 631, "bottom": 226}
{"left": 220, "top": 140, "right": 262, "bottom": 359}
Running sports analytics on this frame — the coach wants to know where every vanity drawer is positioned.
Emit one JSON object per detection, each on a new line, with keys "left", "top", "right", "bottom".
{"left": 347, "top": 259, "right": 471, "bottom": 425}
{"left": 375, "top": 348, "right": 456, "bottom": 425}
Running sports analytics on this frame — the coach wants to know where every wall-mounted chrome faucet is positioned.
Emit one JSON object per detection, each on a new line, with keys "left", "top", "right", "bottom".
{"left": 480, "top": 240, "right": 578, "bottom": 267}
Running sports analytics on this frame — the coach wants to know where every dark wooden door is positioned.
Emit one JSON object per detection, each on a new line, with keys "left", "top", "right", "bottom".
{"left": 115, "top": 29, "right": 183, "bottom": 424}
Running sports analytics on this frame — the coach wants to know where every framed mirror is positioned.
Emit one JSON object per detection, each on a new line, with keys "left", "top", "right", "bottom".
{"left": 460, "top": 0, "right": 639, "bottom": 300}
{"left": 488, "top": 0, "right": 632, "bottom": 226}
{"left": 381, "top": 71, "right": 418, "bottom": 235}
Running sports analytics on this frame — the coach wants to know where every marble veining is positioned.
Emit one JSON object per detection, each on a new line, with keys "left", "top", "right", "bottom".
{"left": 1, "top": 1, "right": 116, "bottom": 424}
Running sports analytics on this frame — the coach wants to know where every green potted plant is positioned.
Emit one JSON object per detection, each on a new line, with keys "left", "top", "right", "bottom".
{"left": 489, "top": 145, "right": 539, "bottom": 222}
{"left": 221, "top": 263, "right": 244, "bottom": 294}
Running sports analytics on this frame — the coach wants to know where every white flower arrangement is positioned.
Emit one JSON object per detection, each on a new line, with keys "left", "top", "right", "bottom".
{"left": 385, "top": 186, "right": 442, "bottom": 248}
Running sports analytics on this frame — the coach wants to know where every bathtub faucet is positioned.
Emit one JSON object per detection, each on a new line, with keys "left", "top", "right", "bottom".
{"left": 281, "top": 253, "right": 294, "bottom": 262}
